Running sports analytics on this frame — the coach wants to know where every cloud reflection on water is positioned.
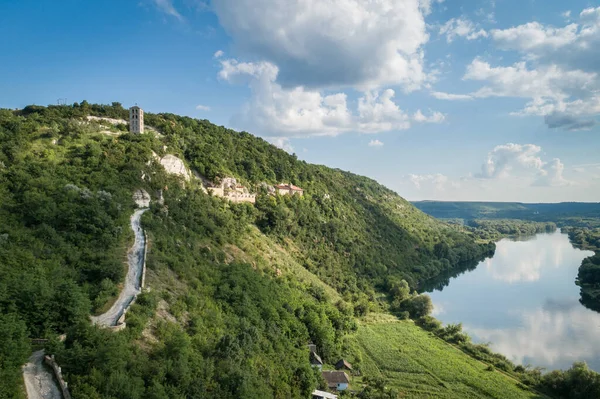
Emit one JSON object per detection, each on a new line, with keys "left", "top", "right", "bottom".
{"left": 429, "top": 230, "right": 598, "bottom": 371}
{"left": 483, "top": 232, "right": 581, "bottom": 283}
{"left": 467, "top": 299, "right": 600, "bottom": 370}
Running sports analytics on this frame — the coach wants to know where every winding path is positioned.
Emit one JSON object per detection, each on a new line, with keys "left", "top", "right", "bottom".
{"left": 22, "top": 351, "right": 62, "bottom": 399}
{"left": 91, "top": 207, "right": 149, "bottom": 327}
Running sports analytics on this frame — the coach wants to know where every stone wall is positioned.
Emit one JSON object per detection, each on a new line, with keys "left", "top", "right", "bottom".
{"left": 141, "top": 232, "right": 148, "bottom": 289}
{"left": 44, "top": 355, "right": 71, "bottom": 399}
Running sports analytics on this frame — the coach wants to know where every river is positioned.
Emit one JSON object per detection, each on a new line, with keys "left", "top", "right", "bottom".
{"left": 423, "top": 230, "right": 599, "bottom": 372}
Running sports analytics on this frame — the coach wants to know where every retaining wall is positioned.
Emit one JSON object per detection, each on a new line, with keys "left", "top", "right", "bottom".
{"left": 44, "top": 355, "right": 71, "bottom": 399}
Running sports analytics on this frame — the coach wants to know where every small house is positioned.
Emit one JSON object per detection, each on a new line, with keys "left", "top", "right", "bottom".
{"left": 322, "top": 371, "right": 350, "bottom": 391}
{"left": 335, "top": 359, "right": 353, "bottom": 371}
{"left": 274, "top": 183, "right": 304, "bottom": 196}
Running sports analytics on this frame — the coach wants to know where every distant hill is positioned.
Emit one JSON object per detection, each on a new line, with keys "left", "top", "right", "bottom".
{"left": 413, "top": 201, "right": 600, "bottom": 223}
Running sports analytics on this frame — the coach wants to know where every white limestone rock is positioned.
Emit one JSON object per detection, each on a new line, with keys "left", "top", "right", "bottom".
{"left": 133, "top": 189, "right": 151, "bottom": 208}
{"left": 159, "top": 154, "right": 191, "bottom": 182}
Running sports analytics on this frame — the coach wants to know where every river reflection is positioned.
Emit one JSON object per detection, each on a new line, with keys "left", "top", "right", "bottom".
{"left": 425, "top": 230, "right": 598, "bottom": 371}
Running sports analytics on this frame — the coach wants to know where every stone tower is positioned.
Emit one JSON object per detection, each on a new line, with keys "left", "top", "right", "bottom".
{"left": 129, "top": 105, "right": 144, "bottom": 134}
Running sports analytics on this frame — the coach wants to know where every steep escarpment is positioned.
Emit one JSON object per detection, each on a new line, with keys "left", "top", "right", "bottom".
{"left": 0, "top": 103, "right": 494, "bottom": 398}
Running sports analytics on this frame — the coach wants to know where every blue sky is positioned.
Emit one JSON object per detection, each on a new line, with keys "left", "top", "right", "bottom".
{"left": 1, "top": 0, "right": 599, "bottom": 202}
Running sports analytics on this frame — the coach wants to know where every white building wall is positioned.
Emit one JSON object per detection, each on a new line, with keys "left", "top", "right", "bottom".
{"left": 336, "top": 383, "right": 348, "bottom": 391}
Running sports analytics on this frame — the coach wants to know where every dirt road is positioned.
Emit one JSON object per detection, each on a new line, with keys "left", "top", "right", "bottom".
{"left": 22, "top": 351, "right": 62, "bottom": 399}
{"left": 91, "top": 208, "right": 148, "bottom": 327}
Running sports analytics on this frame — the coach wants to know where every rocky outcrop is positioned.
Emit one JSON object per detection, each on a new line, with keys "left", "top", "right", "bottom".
{"left": 132, "top": 189, "right": 151, "bottom": 208}
{"left": 159, "top": 154, "right": 191, "bottom": 181}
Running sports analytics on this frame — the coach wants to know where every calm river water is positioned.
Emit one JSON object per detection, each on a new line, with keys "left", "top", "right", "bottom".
{"left": 424, "top": 230, "right": 598, "bottom": 372}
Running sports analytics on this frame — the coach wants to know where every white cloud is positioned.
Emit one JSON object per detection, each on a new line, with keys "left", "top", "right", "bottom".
{"left": 152, "top": 0, "right": 184, "bottom": 21}
{"left": 464, "top": 59, "right": 596, "bottom": 101}
{"left": 533, "top": 158, "right": 569, "bottom": 187}
{"left": 413, "top": 109, "right": 445, "bottom": 123}
{"left": 268, "top": 137, "right": 295, "bottom": 153}
{"left": 439, "top": 18, "right": 488, "bottom": 43}
{"left": 491, "top": 22, "right": 579, "bottom": 53}
{"left": 368, "top": 139, "right": 384, "bottom": 147}
{"left": 419, "top": 0, "right": 444, "bottom": 16}
{"left": 196, "top": 104, "right": 211, "bottom": 111}
{"left": 461, "top": 59, "right": 599, "bottom": 128}
{"left": 218, "top": 58, "right": 445, "bottom": 137}
{"left": 431, "top": 91, "right": 473, "bottom": 100}
{"left": 213, "top": 50, "right": 224, "bottom": 58}
{"left": 408, "top": 173, "right": 449, "bottom": 190}
{"left": 477, "top": 143, "right": 569, "bottom": 186}
{"left": 441, "top": 7, "right": 600, "bottom": 130}
{"left": 399, "top": 143, "right": 593, "bottom": 202}
{"left": 490, "top": 7, "right": 600, "bottom": 74}
{"left": 357, "top": 90, "right": 410, "bottom": 132}
{"left": 562, "top": 10, "right": 572, "bottom": 20}
{"left": 211, "top": 0, "right": 430, "bottom": 90}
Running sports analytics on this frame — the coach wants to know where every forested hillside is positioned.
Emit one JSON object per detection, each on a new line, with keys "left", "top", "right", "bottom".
{"left": 0, "top": 103, "right": 496, "bottom": 398}
{"left": 414, "top": 201, "right": 600, "bottom": 226}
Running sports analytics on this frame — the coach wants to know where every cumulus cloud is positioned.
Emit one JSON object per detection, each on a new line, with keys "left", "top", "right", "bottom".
{"left": 404, "top": 143, "right": 575, "bottom": 201}
{"left": 196, "top": 104, "right": 211, "bottom": 111}
{"left": 268, "top": 137, "right": 295, "bottom": 154}
{"left": 408, "top": 173, "right": 450, "bottom": 190}
{"left": 477, "top": 143, "right": 569, "bottom": 186}
{"left": 464, "top": 59, "right": 596, "bottom": 101}
{"left": 490, "top": 7, "right": 600, "bottom": 74}
{"left": 478, "top": 7, "right": 600, "bottom": 129}
{"left": 419, "top": 0, "right": 445, "bottom": 16}
{"left": 439, "top": 18, "right": 488, "bottom": 43}
{"left": 428, "top": 7, "right": 599, "bottom": 130}
{"left": 211, "top": 0, "right": 430, "bottom": 90}
{"left": 213, "top": 50, "right": 224, "bottom": 58}
{"left": 459, "top": 58, "right": 599, "bottom": 129}
{"left": 491, "top": 22, "right": 579, "bottom": 53}
{"left": 357, "top": 90, "right": 411, "bottom": 132}
{"left": 413, "top": 109, "right": 445, "bottom": 123}
{"left": 218, "top": 58, "right": 445, "bottom": 137}
{"left": 533, "top": 158, "right": 569, "bottom": 187}
{"left": 152, "top": 0, "right": 184, "bottom": 21}
{"left": 430, "top": 58, "right": 598, "bottom": 125}
{"left": 400, "top": 147, "right": 599, "bottom": 202}
{"left": 368, "top": 139, "right": 384, "bottom": 147}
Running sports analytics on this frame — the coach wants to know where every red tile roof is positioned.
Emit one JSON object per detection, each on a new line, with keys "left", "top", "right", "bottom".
{"left": 275, "top": 183, "right": 303, "bottom": 191}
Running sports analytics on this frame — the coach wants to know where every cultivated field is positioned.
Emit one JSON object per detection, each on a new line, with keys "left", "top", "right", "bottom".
{"left": 350, "top": 319, "right": 546, "bottom": 399}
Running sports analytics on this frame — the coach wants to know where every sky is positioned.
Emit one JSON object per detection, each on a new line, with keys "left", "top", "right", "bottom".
{"left": 1, "top": 0, "right": 599, "bottom": 202}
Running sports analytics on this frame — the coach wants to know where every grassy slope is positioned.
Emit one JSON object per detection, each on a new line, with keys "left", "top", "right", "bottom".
{"left": 208, "top": 228, "right": 540, "bottom": 399}
{"left": 143, "top": 222, "right": 534, "bottom": 399}
{"left": 348, "top": 318, "right": 544, "bottom": 399}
